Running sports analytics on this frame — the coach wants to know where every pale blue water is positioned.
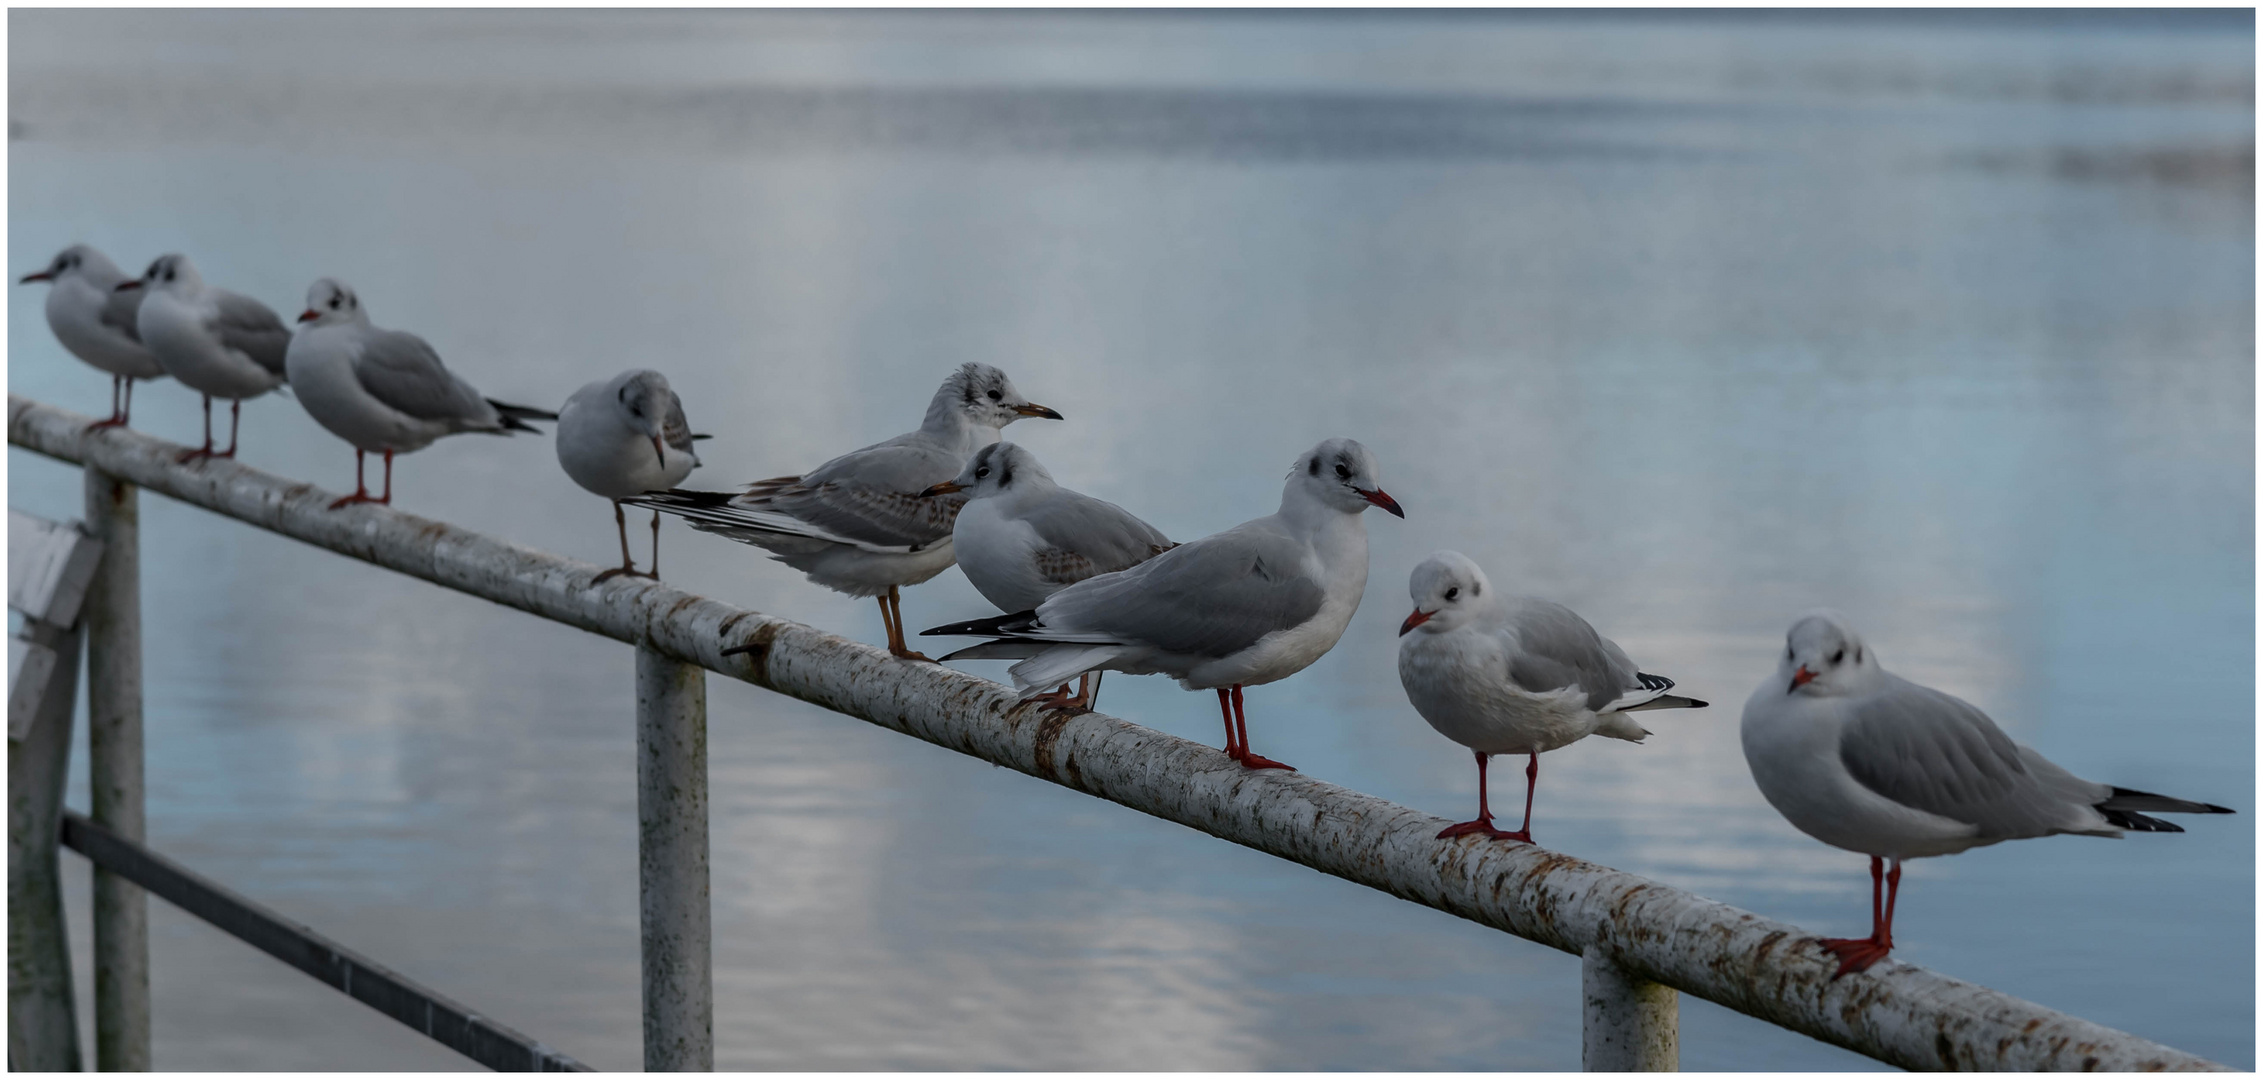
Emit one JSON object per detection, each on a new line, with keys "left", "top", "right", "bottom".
{"left": 8, "top": 9, "right": 2252, "bottom": 1070}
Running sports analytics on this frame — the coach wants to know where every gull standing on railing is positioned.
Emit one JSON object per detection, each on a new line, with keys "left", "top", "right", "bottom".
{"left": 1741, "top": 610, "right": 2235, "bottom": 976}
{"left": 18, "top": 244, "right": 168, "bottom": 431}
{"left": 920, "top": 441, "right": 1174, "bottom": 713}
{"left": 1396, "top": 550, "right": 1706, "bottom": 843}
{"left": 624, "top": 362, "right": 1061, "bottom": 660}
{"left": 132, "top": 253, "right": 291, "bottom": 463}
{"left": 556, "top": 369, "right": 708, "bottom": 582}
{"left": 286, "top": 278, "right": 558, "bottom": 509}
{"left": 927, "top": 437, "right": 1404, "bottom": 771}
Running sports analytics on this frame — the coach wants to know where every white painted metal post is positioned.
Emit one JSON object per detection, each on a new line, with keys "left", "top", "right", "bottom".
{"left": 1584, "top": 945, "right": 1678, "bottom": 1071}
{"left": 86, "top": 468, "right": 150, "bottom": 1071}
{"left": 636, "top": 643, "right": 712, "bottom": 1071}
{"left": 8, "top": 620, "right": 84, "bottom": 1070}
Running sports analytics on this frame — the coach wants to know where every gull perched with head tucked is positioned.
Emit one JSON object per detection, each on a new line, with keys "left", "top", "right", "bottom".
{"left": 921, "top": 441, "right": 1174, "bottom": 712}
{"left": 556, "top": 369, "right": 707, "bottom": 582}
{"left": 287, "top": 278, "right": 558, "bottom": 509}
{"left": 926, "top": 437, "right": 1405, "bottom": 771}
{"left": 1742, "top": 610, "right": 2235, "bottom": 977}
{"left": 18, "top": 244, "right": 167, "bottom": 431}
{"left": 1398, "top": 550, "right": 1706, "bottom": 844}
{"left": 625, "top": 362, "right": 1062, "bottom": 659}
{"left": 133, "top": 253, "right": 291, "bottom": 462}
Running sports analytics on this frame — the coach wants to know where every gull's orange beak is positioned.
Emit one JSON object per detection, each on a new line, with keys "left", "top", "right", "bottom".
{"left": 297, "top": 309, "right": 321, "bottom": 323}
{"left": 1788, "top": 665, "right": 1815, "bottom": 693}
{"left": 19, "top": 269, "right": 54, "bottom": 284}
{"left": 1362, "top": 488, "right": 1406, "bottom": 519}
{"left": 1399, "top": 608, "right": 1432, "bottom": 636}
{"left": 1011, "top": 403, "right": 1063, "bottom": 420}
{"left": 920, "top": 480, "right": 964, "bottom": 498}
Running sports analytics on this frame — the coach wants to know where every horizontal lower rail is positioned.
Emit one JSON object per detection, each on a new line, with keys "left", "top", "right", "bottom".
{"left": 9, "top": 394, "right": 2227, "bottom": 1072}
{"left": 59, "top": 813, "right": 589, "bottom": 1072}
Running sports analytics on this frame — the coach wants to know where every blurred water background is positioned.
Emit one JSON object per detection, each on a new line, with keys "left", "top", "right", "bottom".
{"left": 8, "top": 8, "right": 2253, "bottom": 1070}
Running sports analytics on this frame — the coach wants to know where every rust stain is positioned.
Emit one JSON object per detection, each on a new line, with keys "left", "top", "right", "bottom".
{"left": 715, "top": 612, "right": 751, "bottom": 639}
{"left": 727, "top": 623, "right": 780, "bottom": 687}
{"left": 1030, "top": 709, "right": 1075, "bottom": 778}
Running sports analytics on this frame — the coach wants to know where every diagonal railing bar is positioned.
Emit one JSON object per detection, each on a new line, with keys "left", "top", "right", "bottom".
{"left": 8, "top": 393, "right": 2230, "bottom": 1072}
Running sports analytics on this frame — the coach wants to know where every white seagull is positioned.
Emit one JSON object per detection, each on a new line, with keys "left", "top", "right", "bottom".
{"left": 1397, "top": 551, "right": 1706, "bottom": 844}
{"left": 920, "top": 441, "right": 1174, "bottom": 712}
{"left": 625, "top": 362, "right": 1062, "bottom": 659}
{"left": 286, "top": 278, "right": 557, "bottom": 508}
{"left": 556, "top": 369, "right": 707, "bottom": 582}
{"left": 1741, "top": 610, "right": 2235, "bottom": 977}
{"left": 133, "top": 254, "right": 291, "bottom": 462}
{"left": 926, "top": 437, "right": 1405, "bottom": 771}
{"left": 18, "top": 244, "right": 167, "bottom": 431}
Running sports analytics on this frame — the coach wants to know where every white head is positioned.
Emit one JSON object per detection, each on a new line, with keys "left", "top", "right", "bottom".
{"left": 923, "top": 362, "right": 1062, "bottom": 433}
{"left": 135, "top": 253, "right": 204, "bottom": 296}
{"left": 606, "top": 369, "right": 690, "bottom": 469}
{"left": 1284, "top": 437, "right": 1404, "bottom": 519}
{"left": 296, "top": 278, "right": 368, "bottom": 328}
{"left": 921, "top": 441, "right": 1057, "bottom": 501}
{"left": 1398, "top": 550, "right": 1493, "bottom": 636}
{"left": 20, "top": 244, "right": 125, "bottom": 288}
{"left": 1777, "top": 610, "right": 1881, "bottom": 697}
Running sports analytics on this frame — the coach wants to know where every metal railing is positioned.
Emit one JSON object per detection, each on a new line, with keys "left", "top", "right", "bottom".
{"left": 5, "top": 393, "right": 2232, "bottom": 1072}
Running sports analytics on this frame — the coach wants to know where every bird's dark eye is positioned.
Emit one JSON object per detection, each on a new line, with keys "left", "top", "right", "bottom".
{"left": 1444, "top": 586, "right": 1459, "bottom": 601}
{"left": 328, "top": 297, "right": 340, "bottom": 308}
{"left": 975, "top": 466, "right": 990, "bottom": 479}
{"left": 1334, "top": 462, "right": 1351, "bottom": 479}
{"left": 1831, "top": 649, "right": 1845, "bottom": 665}
{"left": 986, "top": 389, "right": 1002, "bottom": 401}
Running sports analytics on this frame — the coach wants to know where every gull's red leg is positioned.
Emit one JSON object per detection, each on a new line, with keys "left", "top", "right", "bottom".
{"left": 87, "top": 375, "right": 130, "bottom": 431}
{"left": 1217, "top": 688, "right": 1241, "bottom": 759}
{"left": 328, "top": 448, "right": 376, "bottom": 509}
{"left": 885, "top": 586, "right": 932, "bottom": 661}
{"left": 218, "top": 399, "right": 240, "bottom": 458}
{"left": 1438, "top": 751, "right": 1526, "bottom": 840}
{"left": 177, "top": 396, "right": 219, "bottom": 462}
{"left": 1819, "top": 855, "right": 1896, "bottom": 977}
{"left": 1233, "top": 684, "right": 1293, "bottom": 771}
{"left": 594, "top": 500, "right": 646, "bottom": 582}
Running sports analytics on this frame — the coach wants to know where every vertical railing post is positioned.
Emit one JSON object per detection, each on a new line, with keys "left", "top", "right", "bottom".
{"left": 636, "top": 643, "right": 712, "bottom": 1071}
{"left": 1582, "top": 945, "right": 1677, "bottom": 1071}
{"left": 85, "top": 468, "right": 151, "bottom": 1071}
{"left": 8, "top": 620, "right": 85, "bottom": 1070}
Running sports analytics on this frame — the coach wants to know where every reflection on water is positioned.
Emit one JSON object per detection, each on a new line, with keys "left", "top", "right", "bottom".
{"left": 9, "top": 9, "right": 2252, "bottom": 1071}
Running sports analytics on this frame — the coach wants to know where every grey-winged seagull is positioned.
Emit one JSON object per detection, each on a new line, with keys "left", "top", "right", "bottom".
{"left": 18, "top": 244, "right": 167, "bottom": 431}
{"left": 926, "top": 437, "right": 1404, "bottom": 771}
{"left": 1398, "top": 550, "right": 1706, "bottom": 844}
{"left": 556, "top": 369, "right": 707, "bottom": 582}
{"left": 1741, "top": 610, "right": 2234, "bottom": 976}
{"left": 133, "top": 254, "right": 291, "bottom": 462}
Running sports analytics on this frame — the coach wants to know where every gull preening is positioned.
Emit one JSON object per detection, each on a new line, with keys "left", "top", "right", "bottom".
{"left": 1397, "top": 551, "right": 1705, "bottom": 844}
{"left": 927, "top": 437, "right": 1404, "bottom": 771}
{"left": 1741, "top": 611, "right": 2235, "bottom": 977}
{"left": 921, "top": 441, "right": 1174, "bottom": 712}
{"left": 626, "top": 362, "right": 1061, "bottom": 659}
{"left": 18, "top": 244, "right": 167, "bottom": 431}
{"left": 556, "top": 369, "right": 706, "bottom": 582}
{"left": 133, "top": 254, "right": 291, "bottom": 463}
{"left": 286, "top": 278, "right": 557, "bottom": 508}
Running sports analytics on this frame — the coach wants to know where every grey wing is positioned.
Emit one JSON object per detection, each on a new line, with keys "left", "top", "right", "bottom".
{"left": 209, "top": 291, "right": 291, "bottom": 376}
{"left": 1839, "top": 677, "right": 2084, "bottom": 839}
{"left": 756, "top": 440, "right": 964, "bottom": 548}
{"left": 661, "top": 390, "right": 696, "bottom": 453}
{"left": 1022, "top": 492, "right": 1174, "bottom": 582}
{"left": 352, "top": 330, "right": 497, "bottom": 424}
{"left": 99, "top": 286, "right": 145, "bottom": 343}
{"left": 1041, "top": 525, "right": 1324, "bottom": 658}
{"left": 1502, "top": 599, "right": 1637, "bottom": 712}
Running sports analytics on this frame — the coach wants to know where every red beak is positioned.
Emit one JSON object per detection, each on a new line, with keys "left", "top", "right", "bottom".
{"left": 1361, "top": 488, "right": 1405, "bottom": 518}
{"left": 297, "top": 309, "right": 320, "bottom": 323}
{"left": 1399, "top": 608, "right": 1432, "bottom": 636}
{"left": 19, "top": 270, "right": 54, "bottom": 284}
{"left": 1788, "top": 665, "right": 1816, "bottom": 693}
{"left": 113, "top": 279, "right": 142, "bottom": 291}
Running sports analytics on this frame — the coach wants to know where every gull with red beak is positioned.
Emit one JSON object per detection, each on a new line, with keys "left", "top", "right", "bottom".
{"left": 1742, "top": 610, "right": 2235, "bottom": 978}
{"left": 1398, "top": 550, "right": 1706, "bottom": 844}
{"left": 18, "top": 244, "right": 168, "bottom": 431}
{"left": 624, "top": 362, "right": 1063, "bottom": 659}
{"left": 134, "top": 253, "right": 291, "bottom": 462}
{"left": 924, "top": 437, "right": 1404, "bottom": 771}
{"left": 556, "top": 370, "right": 707, "bottom": 582}
{"left": 285, "top": 278, "right": 556, "bottom": 509}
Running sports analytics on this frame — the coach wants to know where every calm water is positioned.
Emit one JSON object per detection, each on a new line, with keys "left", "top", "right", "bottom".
{"left": 8, "top": 10, "right": 2253, "bottom": 1070}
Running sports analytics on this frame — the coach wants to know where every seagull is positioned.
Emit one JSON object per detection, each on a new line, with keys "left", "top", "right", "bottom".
{"left": 18, "top": 244, "right": 167, "bottom": 431}
{"left": 286, "top": 278, "right": 557, "bottom": 509}
{"left": 1397, "top": 550, "right": 1706, "bottom": 844}
{"left": 556, "top": 369, "right": 707, "bottom": 582}
{"left": 1741, "top": 610, "right": 2235, "bottom": 977}
{"left": 624, "top": 362, "right": 1062, "bottom": 659}
{"left": 925, "top": 437, "right": 1405, "bottom": 771}
{"left": 132, "top": 254, "right": 290, "bottom": 463}
{"left": 920, "top": 441, "right": 1174, "bottom": 713}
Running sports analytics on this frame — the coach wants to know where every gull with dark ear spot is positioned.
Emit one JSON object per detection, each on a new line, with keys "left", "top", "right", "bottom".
{"left": 286, "top": 277, "right": 558, "bottom": 509}
{"left": 134, "top": 253, "right": 292, "bottom": 462}
{"left": 1398, "top": 550, "right": 1706, "bottom": 845}
{"left": 623, "top": 362, "right": 1063, "bottom": 660}
{"left": 922, "top": 441, "right": 1174, "bottom": 714}
{"left": 556, "top": 370, "right": 704, "bottom": 582}
{"left": 924, "top": 437, "right": 1403, "bottom": 771}
{"left": 18, "top": 244, "right": 168, "bottom": 431}
{"left": 1742, "top": 610, "right": 2236, "bottom": 978}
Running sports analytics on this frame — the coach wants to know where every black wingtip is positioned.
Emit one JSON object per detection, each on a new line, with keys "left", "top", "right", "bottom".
{"left": 920, "top": 609, "right": 1041, "bottom": 637}
{"left": 2101, "top": 808, "right": 2186, "bottom": 833}
{"left": 488, "top": 398, "right": 560, "bottom": 424}
{"left": 1686, "top": 698, "right": 1710, "bottom": 709}
{"left": 690, "top": 432, "right": 714, "bottom": 441}
{"left": 622, "top": 487, "right": 740, "bottom": 509}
